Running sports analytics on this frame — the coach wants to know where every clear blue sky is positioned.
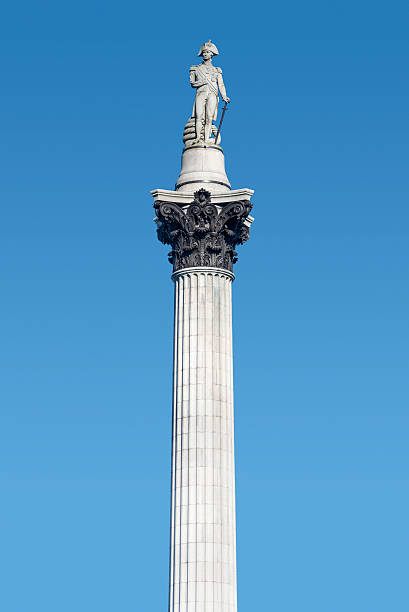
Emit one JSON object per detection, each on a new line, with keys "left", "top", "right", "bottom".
{"left": 1, "top": 1, "right": 408, "bottom": 610}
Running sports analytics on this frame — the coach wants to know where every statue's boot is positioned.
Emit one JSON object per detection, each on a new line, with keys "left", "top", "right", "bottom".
{"left": 204, "top": 122, "right": 213, "bottom": 143}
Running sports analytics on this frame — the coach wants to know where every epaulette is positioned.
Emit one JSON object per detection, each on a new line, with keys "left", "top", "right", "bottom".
{"left": 189, "top": 65, "right": 199, "bottom": 70}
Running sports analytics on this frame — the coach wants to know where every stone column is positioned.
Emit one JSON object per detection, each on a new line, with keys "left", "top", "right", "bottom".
{"left": 153, "top": 187, "right": 253, "bottom": 612}
{"left": 169, "top": 267, "right": 236, "bottom": 612}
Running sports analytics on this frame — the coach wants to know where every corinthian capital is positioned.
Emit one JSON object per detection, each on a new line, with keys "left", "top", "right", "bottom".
{"left": 154, "top": 189, "right": 252, "bottom": 272}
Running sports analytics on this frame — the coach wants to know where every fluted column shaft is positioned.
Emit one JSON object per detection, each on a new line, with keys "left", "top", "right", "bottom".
{"left": 169, "top": 267, "right": 237, "bottom": 612}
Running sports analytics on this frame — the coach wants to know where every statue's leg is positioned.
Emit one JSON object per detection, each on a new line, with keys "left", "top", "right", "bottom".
{"left": 193, "top": 91, "right": 206, "bottom": 144}
{"left": 205, "top": 93, "right": 217, "bottom": 143}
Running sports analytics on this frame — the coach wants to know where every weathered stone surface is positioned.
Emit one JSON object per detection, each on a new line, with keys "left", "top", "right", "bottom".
{"left": 150, "top": 41, "right": 255, "bottom": 612}
{"left": 175, "top": 145, "right": 231, "bottom": 193}
{"left": 169, "top": 267, "right": 237, "bottom": 612}
{"left": 189, "top": 40, "right": 230, "bottom": 146}
{"left": 154, "top": 188, "right": 252, "bottom": 272}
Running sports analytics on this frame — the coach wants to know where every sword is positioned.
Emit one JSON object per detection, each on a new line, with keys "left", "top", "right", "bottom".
{"left": 214, "top": 100, "right": 229, "bottom": 146}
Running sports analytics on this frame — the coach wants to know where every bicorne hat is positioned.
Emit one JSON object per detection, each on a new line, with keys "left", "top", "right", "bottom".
{"left": 198, "top": 40, "right": 219, "bottom": 57}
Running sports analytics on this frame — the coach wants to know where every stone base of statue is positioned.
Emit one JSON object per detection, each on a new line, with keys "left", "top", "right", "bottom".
{"left": 175, "top": 144, "right": 231, "bottom": 193}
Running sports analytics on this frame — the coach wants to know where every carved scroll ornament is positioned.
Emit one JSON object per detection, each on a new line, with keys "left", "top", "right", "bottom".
{"left": 154, "top": 189, "right": 252, "bottom": 272}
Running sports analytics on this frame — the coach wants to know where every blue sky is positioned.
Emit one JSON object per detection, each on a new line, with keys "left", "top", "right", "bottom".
{"left": 1, "top": 1, "right": 408, "bottom": 610}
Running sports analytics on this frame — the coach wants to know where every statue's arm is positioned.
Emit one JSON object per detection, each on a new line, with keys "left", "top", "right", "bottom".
{"left": 190, "top": 67, "right": 205, "bottom": 89}
{"left": 217, "top": 69, "right": 230, "bottom": 103}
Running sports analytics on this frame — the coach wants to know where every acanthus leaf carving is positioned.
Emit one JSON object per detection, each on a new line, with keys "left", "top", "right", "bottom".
{"left": 154, "top": 188, "right": 252, "bottom": 272}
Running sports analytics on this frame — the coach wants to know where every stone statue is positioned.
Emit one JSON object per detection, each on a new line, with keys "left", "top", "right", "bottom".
{"left": 183, "top": 41, "right": 230, "bottom": 147}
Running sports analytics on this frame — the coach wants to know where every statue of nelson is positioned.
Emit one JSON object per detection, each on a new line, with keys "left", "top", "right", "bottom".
{"left": 190, "top": 41, "right": 230, "bottom": 145}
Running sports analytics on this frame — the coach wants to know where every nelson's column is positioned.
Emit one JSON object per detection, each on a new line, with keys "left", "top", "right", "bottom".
{"left": 151, "top": 41, "right": 254, "bottom": 612}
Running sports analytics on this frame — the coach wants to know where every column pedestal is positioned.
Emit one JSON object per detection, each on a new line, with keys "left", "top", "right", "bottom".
{"left": 175, "top": 145, "right": 231, "bottom": 193}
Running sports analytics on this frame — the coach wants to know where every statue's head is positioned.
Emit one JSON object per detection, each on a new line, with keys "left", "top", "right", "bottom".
{"left": 198, "top": 40, "right": 219, "bottom": 59}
